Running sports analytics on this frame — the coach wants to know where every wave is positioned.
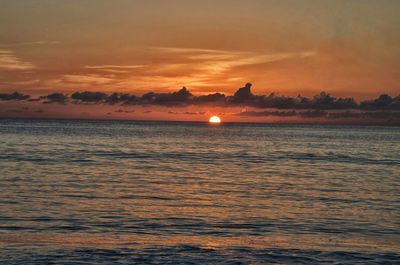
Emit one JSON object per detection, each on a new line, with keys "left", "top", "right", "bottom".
{"left": 3, "top": 246, "right": 399, "bottom": 264}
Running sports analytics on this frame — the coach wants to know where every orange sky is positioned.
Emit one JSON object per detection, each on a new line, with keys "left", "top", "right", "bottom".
{"left": 1, "top": 0, "right": 400, "bottom": 98}
{"left": 1, "top": 0, "right": 400, "bottom": 123}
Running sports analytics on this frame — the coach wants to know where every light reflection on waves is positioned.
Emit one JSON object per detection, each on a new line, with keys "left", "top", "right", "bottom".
{"left": 1, "top": 120, "right": 400, "bottom": 263}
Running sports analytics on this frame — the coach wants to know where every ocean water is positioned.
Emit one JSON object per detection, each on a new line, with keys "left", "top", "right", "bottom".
{"left": 0, "top": 119, "right": 399, "bottom": 264}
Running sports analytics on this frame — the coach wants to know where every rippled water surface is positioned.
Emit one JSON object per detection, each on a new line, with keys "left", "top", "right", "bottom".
{"left": 1, "top": 119, "right": 399, "bottom": 264}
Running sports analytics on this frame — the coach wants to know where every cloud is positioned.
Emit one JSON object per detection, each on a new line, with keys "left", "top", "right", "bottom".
{"left": 229, "top": 82, "right": 254, "bottom": 103}
{"left": 41, "top": 93, "right": 68, "bottom": 104}
{"left": 108, "top": 93, "right": 138, "bottom": 105}
{"left": 299, "top": 110, "right": 328, "bottom": 118}
{"left": 237, "top": 110, "right": 297, "bottom": 117}
{"left": 0, "top": 50, "right": 35, "bottom": 70}
{"left": 152, "top": 47, "right": 315, "bottom": 69}
{"left": 2, "top": 83, "right": 400, "bottom": 112}
{"left": 226, "top": 88, "right": 358, "bottom": 110}
{"left": 85, "top": 65, "right": 147, "bottom": 69}
{"left": 8, "top": 79, "right": 41, "bottom": 86}
{"left": 85, "top": 64, "right": 147, "bottom": 73}
{"left": 193, "top": 93, "right": 226, "bottom": 105}
{"left": 236, "top": 109, "right": 400, "bottom": 124}
{"left": 144, "top": 47, "right": 316, "bottom": 88}
{"left": 71, "top": 91, "right": 108, "bottom": 103}
{"left": 327, "top": 110, "right": 400, "bottom": 120}
{"left": 237, "top": 110, "right": 328, "bottom": 118}
{"left": 2, "top": 83, "right": 399, "bottom": 125}
{"left": 168, "top": 111, "right": 206, "bottom": 115}
{"left": 44, "top": 47, "right": 315, "bottom": 93}
{"left": 61, "top": 74, "right": 114, "bottom": 85}
{"left": 0, "top": 92, "right": 30, "bottom": 101}
{"left": 141, "top": 87, "right": 193, "bottom": 106}
{"left": 360, "top": 94, "right": 400, "bottom": 110}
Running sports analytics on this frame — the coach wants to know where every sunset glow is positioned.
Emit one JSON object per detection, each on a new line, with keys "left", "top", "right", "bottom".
{"left": 209, "top": 116, "right": 221, "bottom": 124}
{"left": 0, "top": 0, "right": 399, "bottom": 124}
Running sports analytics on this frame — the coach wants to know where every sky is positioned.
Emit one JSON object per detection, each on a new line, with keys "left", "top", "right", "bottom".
{"left": 0, "top": 0, "right": 399, "bottom": 123}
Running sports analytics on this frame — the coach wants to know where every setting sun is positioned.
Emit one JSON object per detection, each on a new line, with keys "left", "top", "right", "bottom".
{"left": 209, "top": 116, "right": 221, "bottom": 124}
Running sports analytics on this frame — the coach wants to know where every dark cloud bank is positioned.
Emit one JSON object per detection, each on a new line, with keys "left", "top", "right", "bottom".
{"left": 1, "top": 83, "right": 399, "bottom": 124}
{"left": 2, "top": 83, "right": 399, "bottom": 109}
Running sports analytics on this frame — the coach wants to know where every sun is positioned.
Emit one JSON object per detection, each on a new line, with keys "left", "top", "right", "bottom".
{"left": 209, "top": 115, "right": 221, "bottom": 124}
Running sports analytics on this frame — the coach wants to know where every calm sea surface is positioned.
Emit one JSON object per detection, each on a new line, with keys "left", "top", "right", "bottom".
{"left": 0, "top": 119, "right": 399, "bottom": 264}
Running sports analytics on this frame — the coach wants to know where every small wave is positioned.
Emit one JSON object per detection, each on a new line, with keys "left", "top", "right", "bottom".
{"left": 0, "top": 156, "right": 57, "bottom": 163}
{"left": 2, "top": 246, "right": 399, "bottom": 264}
{"left": 283, "top": 152, "right": 400, "bottom": 166}
{"left": 68, "top": 159, "right": 94, "bottom": 163}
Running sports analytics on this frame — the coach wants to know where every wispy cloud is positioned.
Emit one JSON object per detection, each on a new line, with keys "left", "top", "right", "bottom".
{"left": 144, "top": 47, "right": 316, "bottom": 88}
{"left": 9, "top": 79, "right": 41, "bottom": 85}
{"left": 84, "top": 64, "right": 147, "bottom": 74}
{"left": 60, "top": 74, "right": 114, "bottom": 85}
{"left": 152, "top": 46, "right": 315, "bottom": 69}
{"left": 0, "top": 50, "right": 36, "bottom": 70}
{"left": 85, "top": 64, "right": 147, "bottom": 70}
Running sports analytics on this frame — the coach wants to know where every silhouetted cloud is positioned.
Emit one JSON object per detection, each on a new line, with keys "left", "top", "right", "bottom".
{"left": 106, "top": 93, "right": 138, "bottom": 105}
{"left": 71, "top": 91, "right": 108, "bottom": 103}
{"left": 237, "top": 109, "right": 400, "bottom": 124}
{"left": 328, "top": 110, "right": 400, "bottom": 120}
{"left": 168, "top": 111, "right": 206, "bottom": 115}
{"left": 0, "top": 92, "right": 30, "bottom": 101}
{"left": 42, "top": 93, "right": 68, "bottom": 104}
{"left": 2, "top": 83, "right": 399, "bottom": 113}
{"left": 141, "top": 87, "right": 193, "bottom": 106}
{"left": 360, "top": 94, "right": 400, "bottom": 110}
{"left": 238, "top": 110, "right": 328, "bottom": 118}
{"left": 299, "top": 110, "right": 328, "bottom": 118}
{"left": 193, "top": 93, "right": 226, "bottom": 104}
{"left": 230, "top": 82, "right": 253, "bottom": 103}
{"left": 235, "top": 91, "right": 358, "bottom": 110}
{"left": 237, "top": 110, "right": 297, "bottom": 117}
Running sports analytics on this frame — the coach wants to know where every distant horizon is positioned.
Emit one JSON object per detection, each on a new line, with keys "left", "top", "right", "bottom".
{"left": 1, "top": 83, "right": 399, "bottom": 125}
{"left": 2, "top": 116, "right": 400, "bottom": 127}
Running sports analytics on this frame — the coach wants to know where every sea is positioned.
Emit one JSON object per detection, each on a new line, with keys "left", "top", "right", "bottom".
{"left": 0, "top": 119, "right": 399, "bottom": 264}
